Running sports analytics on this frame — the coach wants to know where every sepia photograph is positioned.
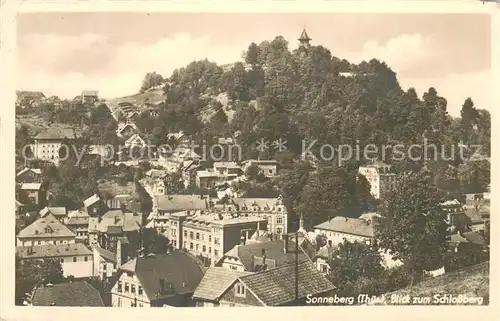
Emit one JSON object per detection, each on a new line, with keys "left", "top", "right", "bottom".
{"left": 6, "top": 5, "right": 494, "bottom": 311}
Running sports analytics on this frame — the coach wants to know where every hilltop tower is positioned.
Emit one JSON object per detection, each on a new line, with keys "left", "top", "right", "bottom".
{"left": 298, "top": 28, "right": 312, "bottom": 48}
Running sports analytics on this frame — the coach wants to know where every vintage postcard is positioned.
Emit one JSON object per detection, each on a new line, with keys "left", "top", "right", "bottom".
{"left": 0, "top": 0, "right": 498, "bottom": 320}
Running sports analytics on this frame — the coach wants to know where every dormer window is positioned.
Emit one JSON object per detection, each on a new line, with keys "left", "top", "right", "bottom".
{"left": 235, "top": 283, "right": 246, "bottom": 297}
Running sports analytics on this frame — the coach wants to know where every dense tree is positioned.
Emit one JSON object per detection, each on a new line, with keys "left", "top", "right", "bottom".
{"left": 16, "top": 256, "right": 64, "bottom": 305}
{"left": 140, "top": 72, "right": 164, "bottom": 93}
{"left": 458, "top": 159, "right": 490, "bottom": 194}
{"left": 376, "top": 172, "right": 448, "bottom": 283}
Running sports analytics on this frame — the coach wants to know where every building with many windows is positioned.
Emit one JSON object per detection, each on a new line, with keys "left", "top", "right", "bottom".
{"left": 16, "top": 243, "right": 94, "bottom": 278}
{"left": 313, "top": 216, "right": 375, "bottom": 247}
{"left": 358, "top": 162, "right": 397, "bottom": 199}
{"left": 32, "top": 128, "right": 78, "bottom": 164}
{"left": 17, "top": 213, "right": 76, "bottom": 247}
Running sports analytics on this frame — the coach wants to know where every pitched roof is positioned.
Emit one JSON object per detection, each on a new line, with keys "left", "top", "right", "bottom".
{"left": 298, "top": 29, "right": 311, "bottom": 41}
{"left": 221, "top": 239, "right": 311, "bottom": 272}
{"left": 66, "top": 216, "right": 89, "bottom": 226}
{"left": 34, "top": 128, "right": 77, "bottom": 140}
{"left": 16, "top": 168, "right": 42, "bottom": 176}
{"left": 20, "top": 183, "right": 42, "bottom": 191}
{"left": 462, "top": 231, "right": 486, "bottom": 246}
{"left": 145, "top": 169, "right": 168, "bottom": 179}
{"left": 94, "top": 245, "right": 117, "bottom": 263}
{"left": 239, "top": 261, "right": 335, "bottom": 306}
{"left": 84, "top": 194, "right": 101, "bottom": 208}
{"left": 31, "top": 281, "right": 104, "bottom": 306}
{"left": 193, "top": 267, "right": 252, "bottom": 301}
{"left": 88, "top": 209, "right": 142, "bottom": 233}
{"left": 231, "top": 198, "right": 282, "bottom": 209}
{"left": 465, "top": 208, "right": 485, "bottom": 224}
{"left": 16, "top": 243, "right": 92, "bottom": 259}
{"left": 120, "top": 252, "right": 205, "bottom": 301}
{"left": 17, "top": 213, "right": 76, "bottom": 239}
{"left": 39, "top": 206, "right": 67, "bottom": 217}
{"left": 155, "top": 195, "right": 208, "bottom": 212}
{"left": 314, "top": 216, "right": 375, "bottom": 238}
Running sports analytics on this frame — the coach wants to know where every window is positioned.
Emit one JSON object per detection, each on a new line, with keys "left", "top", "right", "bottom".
{"left": 60, "top": 258, "right": 64, "bottom": 263}
{"left": 196, "top": 244, "right": 199, "bottom": 251}
{"left": 124, "top": 282, "right": 130, "bottom": 292}
{"left": 235, "top": 284, "right": 246, "bottom": 297}
{"left": 190, "top": 242, "right": 193, "bottom": 250}
{"left": 214, "top": 249, "right": 219, "bottom": 256}
{"left": 209, "top": 235, "right": 212, "bottom": 242}
{"left": 196, "top": 233, "right": 200, "bottom": 240}
{"left": 214, "top": 238, "right": 219, "bottom": 245}
{"left": 184, "top": 230, "right": 187, "bottom": 237}
{"left": 73, "top": 257, "right": 77, "bottom": 262}
{"left": 138, "top": 286, "right": 143, "bottom": 295}
{"left": 320, "top": 264, "right": 328, "bottom": 273}
{"left": 84, "top": 256, "right": 88, "bottom": 261}
{"left": 277, "top": 227, "right": 282, "bottom": 234}
{"left": 117, "top": 298, "right": 122, "bottom": 307}
{"left": 277, "top": 217, "right": 283, "bottom": 224}
{"left": 117, "top": 281, "right": 123, "bottom": 293}
{"left": 171, "top": 229, "right": 176, "bottom": 237}
{"left": 202, "top": 245, "right": 206, "bottom": 252}
{"left": 131, "top": 284, "right": 136, "bottom": 293}
{"left": 209, "top": 247, "right": 211, "bottom": 253}
{"left": 230, "top": 265, "right": 237, "bottom": 270}
{"left": 190, "top": 232, "right": 194, "bottom": 239}
{"left": 139, "top": 303, "right": 143, "bottom": 307}
{"left": 103, "top": 264, "right": 107, "bottom": 271}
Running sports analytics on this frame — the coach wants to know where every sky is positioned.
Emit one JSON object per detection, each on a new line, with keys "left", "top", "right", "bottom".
{"left": 16, "top": 12, "right": 492, "bottom": 116}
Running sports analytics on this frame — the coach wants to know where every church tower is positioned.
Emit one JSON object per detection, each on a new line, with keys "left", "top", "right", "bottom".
{"left": 298, "top": 28, "right": 312, "bottom": 48}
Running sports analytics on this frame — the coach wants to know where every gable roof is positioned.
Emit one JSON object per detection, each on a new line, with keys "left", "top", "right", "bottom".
{"left": 119, "top": 251, "right": 205, "bottom": 301}
{"left": 220, "top": 239, "right": 311, "bottom": 272}
{"left": 66, "top": 216, "right": 89, "bottom": 226}
{"left": 39, "top": 206, "right": 67, "bottom": 217}
{"left": 18, "top": 213, "right": 76, "bottom": 239}
{"left": 314, "top": 216, "right": 375, "bottom": 238}
{"left": 16, "top": 243, "right": 92, "bottom": 259}
{"left": 31, "top": 281, "right": 104, "bottom": 306}
{"left": 193, "top": 267, "right": 252, "bottom": 301}
{"left": 16, "top": 168, "right": 42, "bottom": 176}
{"left": 84, "top": 194, "right": 101, "bottom": 208}
{"left": 238, "top": 261, "right": 335, "bottom": 306}
{"left": 94, "top": 245, "right": 117, "bottom": 263}
{"left": 154, "top": 195, "right": 208, "bottom": 212}
{"left": 34, "top": 128, "right": 77, "bottom": 140}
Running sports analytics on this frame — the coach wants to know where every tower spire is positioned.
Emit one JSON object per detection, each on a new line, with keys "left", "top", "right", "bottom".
{"left": 298, "top": 28, "right": 312, "bottom": 48}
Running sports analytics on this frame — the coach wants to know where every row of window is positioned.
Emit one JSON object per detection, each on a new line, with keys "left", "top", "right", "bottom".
{"left": 117, "top": 280, "right": 143, "bottom": 295}
{"left": 116, "top": 298, "right": 144, "bottom": 307}
{"left": 60, "top": 256, "right": 89, "bottom": 263}
{"left": 183, "top": 241, "right": 219, "bottom": 256}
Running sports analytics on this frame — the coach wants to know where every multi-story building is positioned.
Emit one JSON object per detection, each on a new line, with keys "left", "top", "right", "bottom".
{"left": 16, "top": 243, "right": 93, "bottom": 278}
{"left": 313, "top": 216, "right": 375, "bottom": 247}
{"left": 181, "top": 160, "right": 202, "bottom": 188}
{"left": 223, "top": 198, "right": 288, "bottom": 235}
{"left": 195, "top": 162, "right": 243, "bottom": 189}
{"left": 81, "top": 90, "right": 99, "bottom": 104}
{"left": 241, "top": 159, "right": 278, "bottom": 177}
{"left": 358, "top": 162, "right": 397, "bottom": 199}
{"left": 17, "top": 212, "right": 76, "bottom": 247}
{"left": 88, "top": 209, "right": 143, "bottom": 250}
{"left": 93, "top": 245, "right": 119, "bottom": 279}
{"left": 153, "top": 194, "right": 210, "bottom": 217}
{"left": 65, "top": 210, "right": 90, "bottom": 243}
{"left": 110, "top": 251, "right": 205, "bottom": 307}
{"left": 32, "top": 128, "right": 78, "bottom": 164}
{"left": 168, "top": 212, "right": 267, "bottom": 263}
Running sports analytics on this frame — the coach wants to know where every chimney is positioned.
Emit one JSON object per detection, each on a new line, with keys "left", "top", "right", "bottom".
{"left": 283, "top": 234, "right": 289, "bottom": 253}
{"left": 116, "top": 238, "right": 122, "bottom": 269}
{"left": 261, "top": 249, "right": 266, "bottom": 267}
